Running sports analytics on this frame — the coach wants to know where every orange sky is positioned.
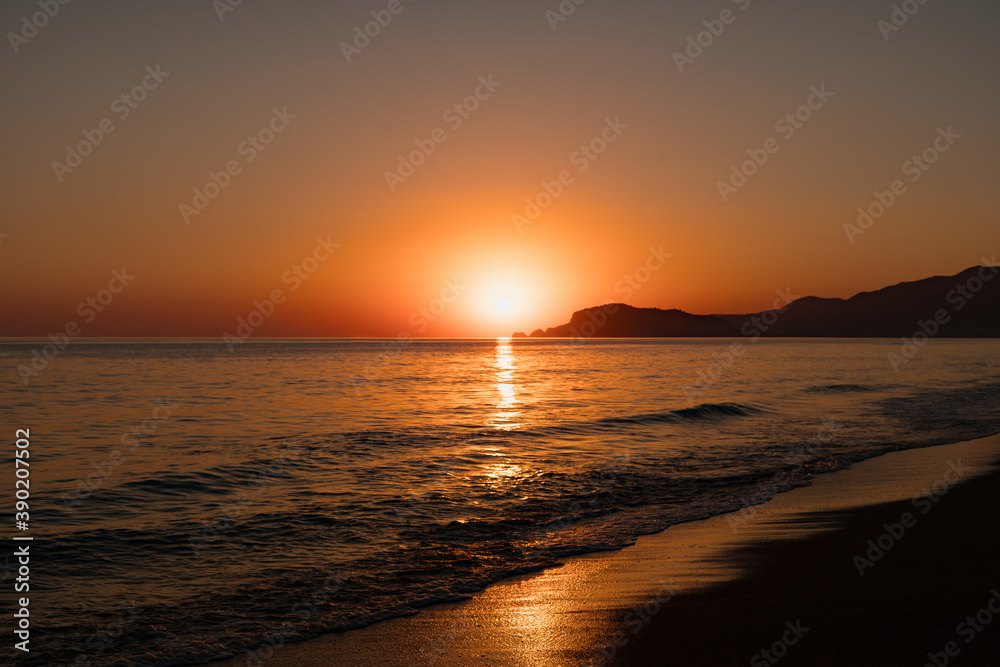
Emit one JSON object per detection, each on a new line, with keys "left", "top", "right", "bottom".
{"left": 1, "top": 0, "right": 998, "bottom": 337}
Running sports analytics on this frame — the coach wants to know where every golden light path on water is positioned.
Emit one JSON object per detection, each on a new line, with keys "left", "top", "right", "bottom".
{"left": 480, "top": 338, "right": 525, "bottom": 491}
{"left": 491, "top": 338, "right": 521, "bottom": 431}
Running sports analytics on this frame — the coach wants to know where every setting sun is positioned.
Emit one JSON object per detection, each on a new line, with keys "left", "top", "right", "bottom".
{"left": 497, "top": 297, "right": 513, "bottom": 312}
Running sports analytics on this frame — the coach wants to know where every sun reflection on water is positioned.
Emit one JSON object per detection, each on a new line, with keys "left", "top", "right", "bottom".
{"left": 490, "top": 338, "right": 522, "bottom": 431}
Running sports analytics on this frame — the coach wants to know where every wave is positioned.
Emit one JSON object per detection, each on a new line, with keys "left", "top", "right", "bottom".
{"left": 601, "top": 402, "right": 767, "bottom": 424}
{"left": 26, "top": 363, "right": 1000, "bottom": 667}
{"left": 804, "top": 383, "right": 881, "bottom": 394}
{"left": 524, "top": 402, "right": 766, "bottom": 438}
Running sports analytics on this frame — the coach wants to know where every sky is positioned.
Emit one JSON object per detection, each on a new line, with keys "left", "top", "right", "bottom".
{"left": 1, "top": 0, "right": 998, "bottom": 337}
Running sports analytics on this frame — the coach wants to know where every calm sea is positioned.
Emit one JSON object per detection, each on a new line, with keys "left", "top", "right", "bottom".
{"left": 3, "top": 338, "right": 1000, "bottom": 665}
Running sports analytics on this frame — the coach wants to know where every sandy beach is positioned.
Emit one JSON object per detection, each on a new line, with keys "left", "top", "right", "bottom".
{"left": 210, "top": 434, "right": 1000, "bottom": 666}
{"left": 612, "top": 435, "right": 1000, "bottom": 666}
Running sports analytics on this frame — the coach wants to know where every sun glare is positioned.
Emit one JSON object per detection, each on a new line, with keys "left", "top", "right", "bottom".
{"left": 465, "top": 268, "right": 543, "bottom": 332}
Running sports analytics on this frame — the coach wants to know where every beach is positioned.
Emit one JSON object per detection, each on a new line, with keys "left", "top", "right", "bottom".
{"left": 612, "top": 435, "right": 1000, "bottom": 666}
{"left": 210, "top": 434, "right": 1000, "bottom": 666}
{"left": 7, "top": 339, "right": 999, "bottom": 665}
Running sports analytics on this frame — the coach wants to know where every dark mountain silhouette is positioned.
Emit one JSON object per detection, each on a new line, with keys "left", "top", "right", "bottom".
{"left": 513, "top": 265, "right": 1000, "bottom": 338}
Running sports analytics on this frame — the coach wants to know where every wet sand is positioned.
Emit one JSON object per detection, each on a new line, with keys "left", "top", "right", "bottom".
{"left": 610, "top": 436, "right": 1000, "bottom": 666}
{"left": 211, "top": 434, "right": 1000, "bottom": 666}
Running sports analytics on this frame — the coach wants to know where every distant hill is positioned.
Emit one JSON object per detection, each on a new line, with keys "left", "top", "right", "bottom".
{"left": 512, "top": 265, "right": 1000, "bottom": 338}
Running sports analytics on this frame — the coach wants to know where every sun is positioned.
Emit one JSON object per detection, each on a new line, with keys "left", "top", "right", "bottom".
{"left": 496, "top": 296, "right": 513, "bottom": 312}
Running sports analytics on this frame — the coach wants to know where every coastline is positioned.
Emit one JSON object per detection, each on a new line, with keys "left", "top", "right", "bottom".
{"left": 611, "top": 434, "right": 1000, "bottom": 666}
{"left": 211, "top": 434, "right": 1000, "bottom": 666}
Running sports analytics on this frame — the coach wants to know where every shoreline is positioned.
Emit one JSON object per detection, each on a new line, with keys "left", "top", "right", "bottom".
{"left": 611, "top": 434, "right": 1000, "bottom": 666}
{"left": 211, "top": 434, "right": 1000, "bottom": 666}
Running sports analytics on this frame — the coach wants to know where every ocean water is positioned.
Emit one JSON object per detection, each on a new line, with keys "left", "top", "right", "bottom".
{"left": 3, "top": 338, "right": 1000, "bottom": 666}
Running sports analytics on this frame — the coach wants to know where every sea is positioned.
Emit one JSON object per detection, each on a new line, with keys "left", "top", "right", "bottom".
{"left": 2, "top": 338, "right": 1000, "bottom": 666}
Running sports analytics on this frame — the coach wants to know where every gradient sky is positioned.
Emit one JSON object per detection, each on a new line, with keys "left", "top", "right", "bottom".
{"left": 1, "top": 0, "right": 998, "bottom": 337}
